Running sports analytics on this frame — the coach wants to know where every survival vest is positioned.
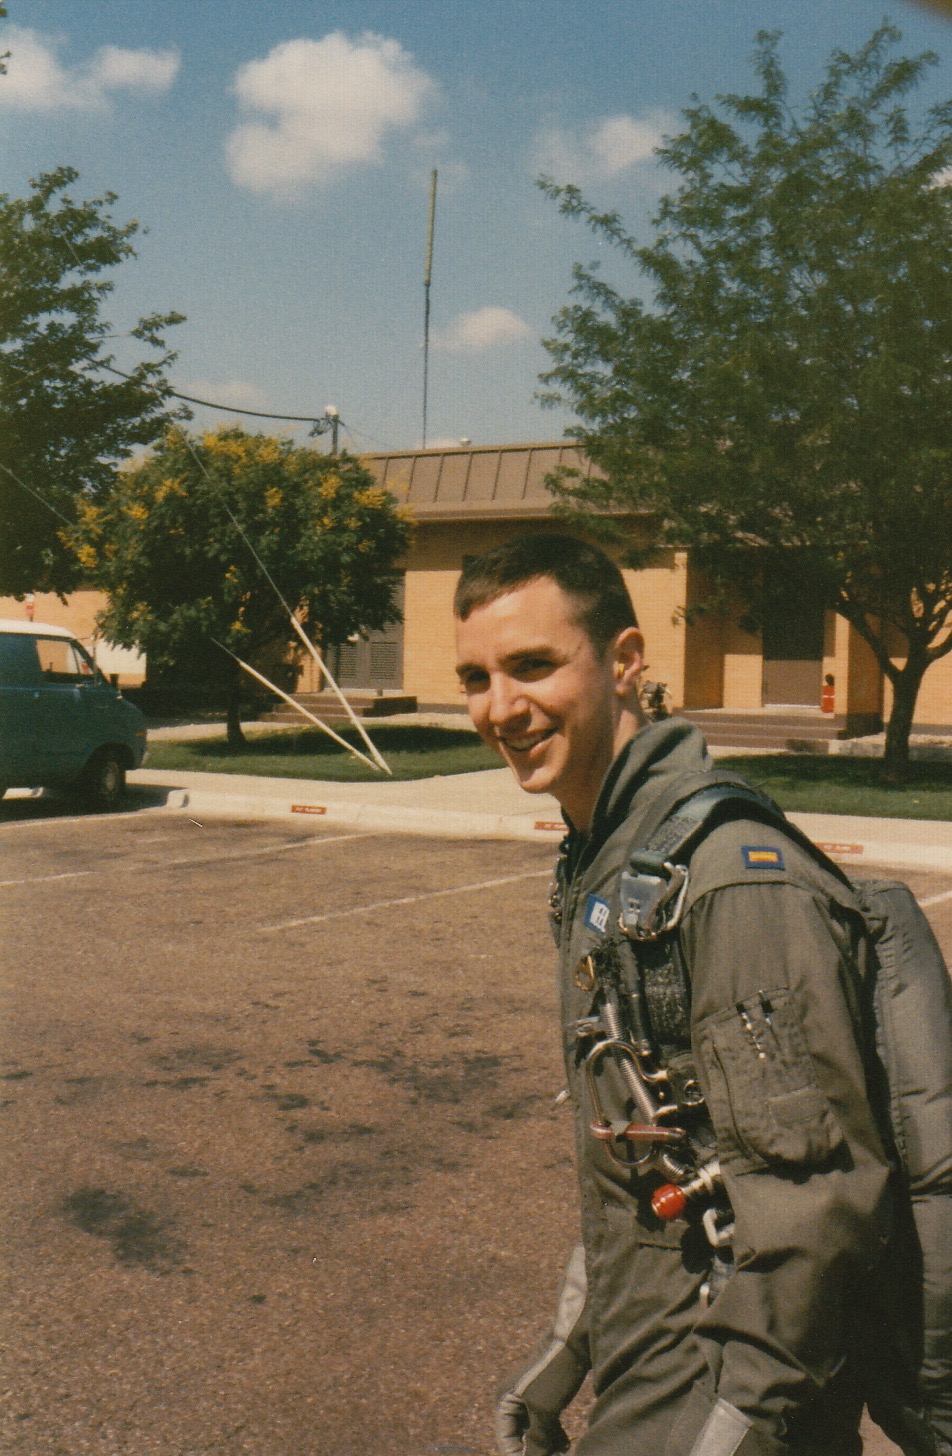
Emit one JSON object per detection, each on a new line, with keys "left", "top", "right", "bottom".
{"left": 615, "top": 773, "right": 952, "bottom": 1456}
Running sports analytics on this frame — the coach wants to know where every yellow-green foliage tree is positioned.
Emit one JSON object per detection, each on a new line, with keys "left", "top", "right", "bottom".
{"left": 72, "top": 427, "right": 411, "bottom": 745}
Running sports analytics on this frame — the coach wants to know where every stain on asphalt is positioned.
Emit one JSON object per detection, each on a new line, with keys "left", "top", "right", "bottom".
{"left": 113, "top": 1137, "right": 156, "bottom": 1161}
{"left": 62, "top": 1187, "right": 186, "bottom": 1273}
{"left": 354, "top": 1047, "right": 511, "bottom": 1105}
{"left": 487, "top": 1096, "right": 539, "bottom": 1121}
{"left": 287, "top": 1120, "right": 376, "bottom": 1146}
{"left": 268, "top": 1091, "right": 310, "bottom": 1111}
{"left": 54, "top": 1076, "right": 104, "bottom": 1106}
{"left": 268, "top": 1157, "right": 414, "bottom": 1218}
{"left": 143, "top": 1074, "right": 211, "bottom": 1090}
{"left": 149, "top": 1044, "right": 243, "bottom": 1074}
{"left": 305, "top": 1039, "right": 343, "bottom": 1064}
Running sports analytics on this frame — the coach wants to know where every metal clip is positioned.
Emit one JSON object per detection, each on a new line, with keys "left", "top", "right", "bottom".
{"left": 572, "top": 1015, "right": 604, "bottom": 1042}
{"left": 618, "top": 861, "right": 689, "bottom": 941}
{"left": 583, "top": 1038, "right": 686, "bottom": 1169}
{"left": 702, "top": 1206, "right": 735, "bottom": 1250}
{"left": 574, "top": 954, "right": 597, "bottom": 991}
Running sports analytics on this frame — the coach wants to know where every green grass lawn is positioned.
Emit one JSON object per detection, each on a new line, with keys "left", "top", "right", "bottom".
{"left": 717, "top": 754, "right": 952, "bottom": 821}
{"left": 145, "top": 726, "right": 952, "bottom": 820}
{"left": 146, "top": 724, "right": 501, "bottom": 782}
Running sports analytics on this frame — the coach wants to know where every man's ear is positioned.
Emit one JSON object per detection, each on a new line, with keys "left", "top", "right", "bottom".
{"left": 612, "top": 627, "right": 645, "bottom": 695}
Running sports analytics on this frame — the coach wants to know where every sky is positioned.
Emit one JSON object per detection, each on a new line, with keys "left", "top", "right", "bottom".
{"left": 2, "top": 0, "right": 951, "bottom": 455}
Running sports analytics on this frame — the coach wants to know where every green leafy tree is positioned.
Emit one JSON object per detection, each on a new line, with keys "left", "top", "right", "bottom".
{"left": 70, "top": 427, "right": 412, "bottom": 746}
{"left": 0, "top": 166, "right": 184, "bottom": 594}
{"left": 540, "top": 25, "right": 952, "bottom": 775}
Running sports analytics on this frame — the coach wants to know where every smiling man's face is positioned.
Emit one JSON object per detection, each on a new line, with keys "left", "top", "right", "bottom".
{"left": 454, "top": 575, "right": 645, "bottom": 830}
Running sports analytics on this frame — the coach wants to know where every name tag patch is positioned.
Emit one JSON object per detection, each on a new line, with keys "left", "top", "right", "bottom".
{"left": 584, "top": 894, "right": 611, "bottom": 935}
{"left": 742, "top": 846, "right": 785, "bottom": 870}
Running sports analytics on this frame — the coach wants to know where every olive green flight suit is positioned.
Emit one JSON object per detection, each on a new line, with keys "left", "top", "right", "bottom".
{"left": 506, "top": 719, "right": 895, "bottom": 1456}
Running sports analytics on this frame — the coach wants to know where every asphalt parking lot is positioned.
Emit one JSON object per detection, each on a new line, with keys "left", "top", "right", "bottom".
{"left": 1, "top": 800, "right": 950, "bottom": 1456}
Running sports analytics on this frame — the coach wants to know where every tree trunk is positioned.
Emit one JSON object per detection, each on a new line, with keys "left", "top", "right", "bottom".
{"left": 226, "top": 657, "right": 246, "bottom": 750}
{"left": 882, "top": 654, "right": 927, "bottom": 782}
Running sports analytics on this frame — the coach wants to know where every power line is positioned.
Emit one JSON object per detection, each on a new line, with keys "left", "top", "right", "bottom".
{"left": 0, "top": 461, "right": 74, "bottom": 525}
{"left": 91, "top": 360, "right": 332, "bottom": 429}
{"left": 39, "top": 205, "right": 333, "bottom": 433}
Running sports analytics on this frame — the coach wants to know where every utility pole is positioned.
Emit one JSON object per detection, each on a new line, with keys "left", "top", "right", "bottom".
{"left": 325, "top": 405, "right": 340, "bottom": 456}
{"left": 422, "top": 168, "right": 437, "bottom": 449}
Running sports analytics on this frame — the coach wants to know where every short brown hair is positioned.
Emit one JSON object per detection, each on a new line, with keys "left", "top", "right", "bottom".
{"left": 453, "top": 533, "right": 637, "bottom": 656}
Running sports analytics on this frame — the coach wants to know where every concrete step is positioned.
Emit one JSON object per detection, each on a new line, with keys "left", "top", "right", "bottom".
{"left": 682, "top": 710, "right": 852, "bottom": 752}
{"left": 260, "top": 691, "right": 417, "bottom": 724}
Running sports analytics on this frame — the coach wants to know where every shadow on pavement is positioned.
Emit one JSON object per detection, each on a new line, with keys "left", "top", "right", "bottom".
{"left": 0, "top": 785, "right": 175, "bottom": 824}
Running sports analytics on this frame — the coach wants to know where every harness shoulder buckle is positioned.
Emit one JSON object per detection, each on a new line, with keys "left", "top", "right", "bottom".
{"left": 618, "top": 858, "right": 689, "bottom": 941}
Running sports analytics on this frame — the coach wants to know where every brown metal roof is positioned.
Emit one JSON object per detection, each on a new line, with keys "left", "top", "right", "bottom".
{"left": 362, "top": 441, "right": 602, "bottom": 521}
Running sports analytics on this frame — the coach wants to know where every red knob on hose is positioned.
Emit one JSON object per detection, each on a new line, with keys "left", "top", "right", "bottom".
{"left": 652, "top": 1183, "right": 688, "bottom": 1221}
{"left": 651, "top": 1158, "right": 722, "bottom": 1222}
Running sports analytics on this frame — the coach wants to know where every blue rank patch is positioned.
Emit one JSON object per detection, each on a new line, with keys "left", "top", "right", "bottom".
{"left": 584, "top": 894, "right": 611, "bottom": 935}
{"left": 742, "top": 845, "right": 785, "bottom": 870}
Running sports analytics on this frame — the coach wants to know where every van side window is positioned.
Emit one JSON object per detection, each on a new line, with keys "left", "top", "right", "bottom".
{"left": 0, "top": 633, "right": 42, "bottom": 686}
{"left": 35, "top": 638, "right": 94, "bottom": 684}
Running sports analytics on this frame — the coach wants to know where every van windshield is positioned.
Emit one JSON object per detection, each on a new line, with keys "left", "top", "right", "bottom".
{"left": 36, "top": 636, "right": 101, "bottom": 684}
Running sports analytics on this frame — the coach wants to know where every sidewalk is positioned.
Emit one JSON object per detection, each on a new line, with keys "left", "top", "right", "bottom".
{"left": 130, "top": 763, "right": 568, "bottom": 843}
{"left": 129, "top": 757, "right": 952, "bottom": 873}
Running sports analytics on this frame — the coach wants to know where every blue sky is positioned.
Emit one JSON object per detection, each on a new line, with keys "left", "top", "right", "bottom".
{"left": 2, "top": 1, "right": 950, "bottom": 453}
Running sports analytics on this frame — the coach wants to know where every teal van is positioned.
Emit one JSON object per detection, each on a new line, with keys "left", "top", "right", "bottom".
{"left": 0, "top": 619, "right": 147, "bottom": 811}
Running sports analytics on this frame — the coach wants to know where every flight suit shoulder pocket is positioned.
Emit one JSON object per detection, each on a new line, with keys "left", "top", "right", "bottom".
{"left": 696, "top": 988, "right": 845, "bottom": 1171}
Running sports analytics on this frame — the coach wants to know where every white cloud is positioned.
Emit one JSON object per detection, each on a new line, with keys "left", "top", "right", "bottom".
{"left": 533, "top": 109, "right": 672, "bottom": 183}
{"left": 931, "top": 164, "right": 952, "bottom": 188}
{"left": 225, "top": 32, "right": 436, "bottom": 198}
{"left": 92, "top": 44, "right": 179, "bottom": 94}
{"left": 0, "top": 26, "right": 179, "bottom": 112}
{"left": 433, "top": 307, "right": 532, "bottom": 354}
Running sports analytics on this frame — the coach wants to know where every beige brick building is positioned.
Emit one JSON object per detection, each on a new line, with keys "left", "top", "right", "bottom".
{"left": 349, "top": 441, "right": 949, "bottom": 731}
{"left": 3, "top": 440, "right": 949, "bottom": 729}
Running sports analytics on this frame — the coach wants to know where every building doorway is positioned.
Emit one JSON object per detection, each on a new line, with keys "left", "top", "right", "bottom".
{"left": 761, "top": 565, "right": 825, "bottom": 707}
{"left": 332, "top": 581, "right": 405, "bottom": 691}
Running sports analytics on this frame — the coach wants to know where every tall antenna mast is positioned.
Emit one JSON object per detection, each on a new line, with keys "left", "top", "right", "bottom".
{"left": 422, "top": 168, "right": 438, "bottom": 449}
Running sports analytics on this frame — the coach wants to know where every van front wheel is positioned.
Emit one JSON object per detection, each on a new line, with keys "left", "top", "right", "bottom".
{"left": 81, "top": 750, "right": 126, "bottom": 813}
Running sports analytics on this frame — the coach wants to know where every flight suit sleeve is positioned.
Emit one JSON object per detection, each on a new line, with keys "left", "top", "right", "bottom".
{"left": 495, "top": 1244, "right": 590, "bottom": 1456}
{"left": 669, "top": 859, "right": 892, "bottom": 1453}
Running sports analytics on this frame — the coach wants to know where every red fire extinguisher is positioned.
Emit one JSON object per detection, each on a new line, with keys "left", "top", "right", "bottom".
{"left": 821, "top": 673, "right": 835, "bottom": 714}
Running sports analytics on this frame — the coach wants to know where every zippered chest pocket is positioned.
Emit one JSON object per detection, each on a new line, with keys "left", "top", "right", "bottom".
{"left": 696, "top": 988, "right": 846, "bottom": 1170}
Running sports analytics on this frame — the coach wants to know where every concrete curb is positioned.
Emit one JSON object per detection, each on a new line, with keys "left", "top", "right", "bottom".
{"left": 786, "top": 813, "right": 952, "bottom": 875}
{"left": 128, "top": 771, "right": 952, "bottom": 871}
{"left": 129, "top": 767, "right": 568, "bottom": 844}
{"left": 141, "top": 783, "right": 565, "bottom": 843}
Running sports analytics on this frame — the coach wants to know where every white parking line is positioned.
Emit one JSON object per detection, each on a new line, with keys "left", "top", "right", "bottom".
{"left": 261, "top": 867, "right": 552, "bottom": 933}
{"left": 163, "top": 832, "right": 368, "bottom": 869}
{"left": 920, "top": 887, "right": 952, "bottom": 909}
{"left": 0, "top": 871, "right": 94, "bottom": 888}
{"left": 0, "top": 833, "right": 368, "bottom": 888}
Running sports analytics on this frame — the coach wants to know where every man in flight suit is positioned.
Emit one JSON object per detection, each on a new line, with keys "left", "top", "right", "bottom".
{"left": 453, "top": 534, "right": 895, "bottom": 1456}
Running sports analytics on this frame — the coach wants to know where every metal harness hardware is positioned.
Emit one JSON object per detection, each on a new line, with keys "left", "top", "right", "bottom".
{"left": 618, "top": 853, "right": 690, "bottom": 941}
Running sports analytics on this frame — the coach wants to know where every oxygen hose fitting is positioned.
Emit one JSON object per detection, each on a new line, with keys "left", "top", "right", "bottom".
{"left": 651, "top": 1158, "right": 722, "bottom": 1221}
